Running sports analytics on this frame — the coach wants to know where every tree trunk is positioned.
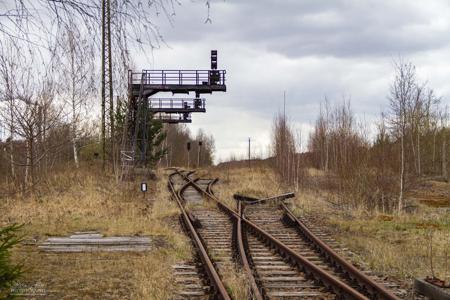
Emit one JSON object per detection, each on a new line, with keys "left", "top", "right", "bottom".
{"left": 29, "top": 137, "right": 34, "bottom": 191}
{"left": 410, "top": 128, "right": 418, "bottom": 174}
{"left": 432, "top": 129, "right": 437, "bottom": 173}
{"left": 399, "top": 131, "right": 405, "bottom": 213}
{"left": 70, "top": 32, "right": 79, "bottom": 169}
{"left": 72, "top": 118, "right": 79, "bottom": 168}
{"left": 417, "top": 130, "right": 421, "bottom": 176}
{"left": 43, "top": 105, "right": 47, "bottom": 176}
{"left": 9, "top": 103, "right": 15, "bottom": 180}
{"left": 24, "top": 139, "right": 30, "bottom": 188}
{"left": 443, "top": 133, "right": 447, "bottom": 182}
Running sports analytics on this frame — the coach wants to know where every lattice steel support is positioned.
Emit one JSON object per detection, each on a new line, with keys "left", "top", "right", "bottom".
{"left": 101, "top": 0, "right": 114, "bottom": 171}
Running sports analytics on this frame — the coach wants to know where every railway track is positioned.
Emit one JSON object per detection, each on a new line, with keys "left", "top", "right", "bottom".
{"left": 168, "top": 169, "right": 404, "bottom": 300}
{"left": 169, "top": 172, "right": 231, "bottom": 299}
{"left": 242, "top": 201, "right": 406, "bottom": 299}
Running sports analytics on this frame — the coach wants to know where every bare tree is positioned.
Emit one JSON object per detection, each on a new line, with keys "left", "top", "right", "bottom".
{"left": 56, "top": 24, "right": 95, "bottom": 168}
{"left": 440, "top": 107, "right": 449, "bottom": 181}
{"left": 0, "top": 0, "right": 212, "bottom": 175}
{"left": 388, "top": 60, "right": 417, "bottom": 212}
{"left": 272, "top": 111, "right": 297, "bottom": 186}
{"left": 0, "top": 43, "right": 18, "bottom": 181}
{"left": 0, "top": 40, "right": 67, "bottom": 190}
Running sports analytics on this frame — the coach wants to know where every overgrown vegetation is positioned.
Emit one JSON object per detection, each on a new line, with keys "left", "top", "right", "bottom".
{"left": 209, "top": 165, "right": 450, "bottom": 283}
{"left": 272, "top": 60, "right": 449, "bottom": 213}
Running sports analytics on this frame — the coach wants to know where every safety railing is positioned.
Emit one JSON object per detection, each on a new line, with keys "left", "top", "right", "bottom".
{"left": 128, "top": 70, "right": 226, "bottom": 86}
{"left": 155, "top": 113, "right": 192, "bottom": 122}
{"left": 149, "top": 98, "right": 205, "bottom": 110}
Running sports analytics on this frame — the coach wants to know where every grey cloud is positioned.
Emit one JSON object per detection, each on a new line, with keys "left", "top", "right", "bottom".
{"left": 141, "top": 1, "right": 450, "bottom": 161}
{"left": 160, "top": 0, "right": 450, "bottom": 58}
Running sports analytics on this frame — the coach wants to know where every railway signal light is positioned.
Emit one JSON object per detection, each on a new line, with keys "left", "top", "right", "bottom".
{"left": 211, "top": 50, "right": 217, "bottom": 69}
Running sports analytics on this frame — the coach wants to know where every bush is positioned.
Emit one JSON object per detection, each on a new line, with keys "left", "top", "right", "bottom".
{"left": 0, "top": 224, "right": 23, "bottom": 299}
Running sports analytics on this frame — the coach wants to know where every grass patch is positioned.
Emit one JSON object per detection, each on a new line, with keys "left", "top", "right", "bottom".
{"left": 290, "top": 178, "right": 450, "bottom": 282}
{"left": 0, "top": 166, "right": 191, "bottom": 299}
{"left": 207, "top": 165, "right": 450, "bottom": 283}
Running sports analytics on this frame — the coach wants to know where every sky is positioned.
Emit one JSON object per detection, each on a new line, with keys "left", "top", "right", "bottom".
{"left": 132, "top": 0, "right": 450, "bottom": 163}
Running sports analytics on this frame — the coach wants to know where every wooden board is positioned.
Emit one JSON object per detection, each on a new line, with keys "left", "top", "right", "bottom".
{"left": 38, "top": 232, "right": 152, "bottom": 253}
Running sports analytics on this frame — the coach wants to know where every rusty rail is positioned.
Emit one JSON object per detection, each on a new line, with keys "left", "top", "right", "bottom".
{"left": 168, "top": 173, "right": 231, "bottom": 300}
{"left": 204, "top": 179, "right": 263, "bottom": 300}
{"left": 177, "top": 171, "right": 369, "bottom": 300}
{"left": 233, "top": 188, "right": 401, "bottom": 300}
{"left": 235, "top": 200, "right": 264, "bottom": 300}
{"left": 234, "top": 192, "right": 295, "bottom": 205}
{"left": 281, "top": 203, "right": 401, "bottom": 300}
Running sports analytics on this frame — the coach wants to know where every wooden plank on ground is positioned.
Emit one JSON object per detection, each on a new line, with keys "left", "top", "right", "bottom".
{"left": 38, "top": 232, "right": 152, "bottom": 253}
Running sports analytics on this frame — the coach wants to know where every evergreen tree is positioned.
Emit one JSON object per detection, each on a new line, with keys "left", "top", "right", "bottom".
{"left": 145, "top": 114, "right": 166, "bottom": 167}
{"left": 115, "top": 100, "right": 166, "bottom": 168}
{"left": 0, "top": 224, "right": 23, "bottom": 299}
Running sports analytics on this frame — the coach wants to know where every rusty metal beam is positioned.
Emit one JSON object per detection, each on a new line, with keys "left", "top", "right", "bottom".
{"left": 234, "top": 192, "right": 295, "bottom": 205}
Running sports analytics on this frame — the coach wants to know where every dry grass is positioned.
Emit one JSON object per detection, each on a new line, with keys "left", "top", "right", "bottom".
{"left": 206, "top": 165, "right": 450, "bottom": 284}
{"left": 221, "top": 264, "right": 250, "bottom": 299}
{"left": 290, "top": 174, "right": 450, "bottom": 283}
{"left": 3, "top": 164, "right": 448, "bottom": 298}
{"left": 0, "top": 165, "right": 191, "bottom": 299}
{"left": 200, "top": 166, "right": 283, "bottom": 209}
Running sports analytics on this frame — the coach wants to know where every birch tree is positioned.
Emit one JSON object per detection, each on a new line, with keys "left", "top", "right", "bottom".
{"left": 388, "top": 61, "right": 416, "bottom": 213}
{"left": 56, "top": 25, "right": 95, "bottom": 168}
{"left": 0, "top": 42, "right": 25, "bottom": 183}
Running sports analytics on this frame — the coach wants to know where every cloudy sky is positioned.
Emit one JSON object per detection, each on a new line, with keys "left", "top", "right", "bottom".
{"left": 133, "top": 0, "right": 450, "bottom": 163}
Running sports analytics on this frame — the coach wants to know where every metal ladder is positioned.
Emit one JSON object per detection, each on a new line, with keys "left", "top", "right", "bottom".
{"left": 120, "top": 72, "right": 145, "bottom": 180}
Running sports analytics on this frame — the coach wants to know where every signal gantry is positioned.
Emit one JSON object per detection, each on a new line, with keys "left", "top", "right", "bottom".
{"left": 121, "top": 50, "right": 226, "bottom": 177}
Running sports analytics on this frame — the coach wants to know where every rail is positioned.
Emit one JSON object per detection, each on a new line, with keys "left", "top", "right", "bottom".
{"left": 236, "top": 198, "right": 264, "bottom": 300}
{"left": 205, "top": 180, "right": 263, "bottom": 300}
{"left": 176, "top": 171, "right": 370, "bottom": 300}
{"left": 168, "top": 173, "right": 231, "bottom": 300}
{"left": 281, "top": 203, "right": 401, "bottom": 300}
{"left": 128, "top": 70, "right": 226, "bottom": 86}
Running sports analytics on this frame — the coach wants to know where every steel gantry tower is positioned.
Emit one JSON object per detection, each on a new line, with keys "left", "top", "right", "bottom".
{"left": 121, "top": 50, "right": 226, "bottom": 179}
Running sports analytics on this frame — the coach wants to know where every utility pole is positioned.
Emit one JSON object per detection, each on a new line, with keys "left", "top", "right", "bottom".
{"left": 248, "top": 137, "right": 251, "bottom": 169}
{"left": 101, "top": 0, "right": 114, "bottom": 172}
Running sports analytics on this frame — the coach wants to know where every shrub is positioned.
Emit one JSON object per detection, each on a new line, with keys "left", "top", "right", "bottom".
{"left": 0, "top": 224, "right": 23, "bottom": 299}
